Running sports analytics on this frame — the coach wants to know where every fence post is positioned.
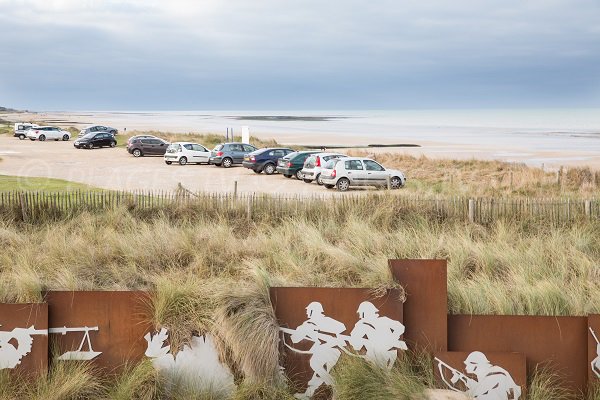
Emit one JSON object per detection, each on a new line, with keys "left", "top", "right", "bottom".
{"left": 247, "top": 195, "right": 252, "bottom": 222}
{"left": 234, "top": 181, "right": 238, "bottom": 199}
{"left": 386, "top": 176, "right": 391, "bottom": 190}
{"left": 585, "top": 200, "right": 591, "bottom": 219}
{"left": 468, "top": 198, "right": 475, "bottom": 223}
{"left": 19, "top": 192, "right": 28, "bottom": 223}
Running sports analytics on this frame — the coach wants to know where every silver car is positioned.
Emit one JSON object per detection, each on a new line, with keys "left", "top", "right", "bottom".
{"left": 320, "top": 157, "right": 406, "bottom": 191}
{"left": 301, "top": 153, "right": 347, "bottom": 185}
{"left": 78, "top": 125, "right": 118, "bottom": 138}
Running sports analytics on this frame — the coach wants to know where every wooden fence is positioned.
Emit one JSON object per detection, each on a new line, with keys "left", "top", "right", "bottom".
{"left": 0, "top": 190, "right": 598, "bottom": 224}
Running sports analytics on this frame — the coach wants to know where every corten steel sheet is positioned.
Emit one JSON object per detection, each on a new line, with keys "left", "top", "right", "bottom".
{"left": 388, "top": 259, "right": 448, "bottom": 351}
{"left": 433, "top": 351, "right": 526, "bottom": 398}
{"left": 589, "top": 315, "right": 600, "bottom": 382}
{"left": 0, "top": 303, "right": 48, "bottom": 376}
{"left": 448, "top": 315, "right": 588, "bottom": 394}
{"left": 270, "top": 287, "right": 404, "bottom": 396}
{"left": 44, "top": 291, "right": 152, "bottom": 372}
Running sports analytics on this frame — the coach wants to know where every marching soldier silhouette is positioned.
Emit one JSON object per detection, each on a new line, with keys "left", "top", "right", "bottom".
{"left": 436, "top": 351, "right": 521, "bottom": 400}
{"left": 0, "top": 325, "right": 47, "bottom": 369}
{"left": 348, "top": 301, "right": 407, "bottom": 368}
{"left": 280, "top": 302, "right": 346, "bottom": 399}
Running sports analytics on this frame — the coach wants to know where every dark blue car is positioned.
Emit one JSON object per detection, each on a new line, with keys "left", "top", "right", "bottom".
{"left": 242, "top": 147, "right": 295, "bottom": 174}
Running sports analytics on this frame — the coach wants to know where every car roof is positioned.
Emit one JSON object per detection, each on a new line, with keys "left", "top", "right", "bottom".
{"left": 170, "top": 141, "right": 202, "bottom": 145}
{"left": 311, "top": 152, "right": 346, "bottom": 157}
{"left": 223, "top": 142, "right": 254, "bottom": 145}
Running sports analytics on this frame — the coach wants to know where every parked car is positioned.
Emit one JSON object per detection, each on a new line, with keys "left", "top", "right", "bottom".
{"left": 78, "top": 125, "right": 118, "bottom": 138}
{"left": 14, "top": 123, "right": 38, "bottom": 140}
{"left": 164, "top": 142, "right": 211, "bottom": 165}
{"left": 301, "top": 153, "right": 347, "bottom": 185}
{"left": 242, "top": 147, "right": 295, "bottom": 174}
{"left": 127, "top": 137, "right": 169, "bottom": 157}
{"left": 73, "top": 132, "right": 116, "bottom": 149}
{"left": 276, "top": 151, "right": 321, "bottom": 180}
{"left": 209, "top": 143, "right": 257, "bottom": 168}
{"left": 320, "top": 157, "right": 406, "bottom": 191}
{"left": 27, "top": 126, "right": 71, "bottom": 141}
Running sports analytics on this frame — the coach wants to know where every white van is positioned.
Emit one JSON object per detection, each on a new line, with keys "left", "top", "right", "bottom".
{"left": 13, "top": 123, "right": 39, "bottom": 140}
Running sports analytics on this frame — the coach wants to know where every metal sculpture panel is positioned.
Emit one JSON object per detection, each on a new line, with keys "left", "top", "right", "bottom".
{"left": 0, "top": 303, "right": 48, "bottom": 376}
{"left": 271, "top": 287, "right": 404, "bottom": 399}
{"left": 589, "top": 315, "right": 600, "bottom": 381}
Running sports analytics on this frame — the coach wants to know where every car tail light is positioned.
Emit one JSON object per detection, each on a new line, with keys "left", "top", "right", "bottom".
{"left": 331, "top": 169, "right": 336, "bottom": 178}
{"left": 315, "top": 156, "right": 321, "bottom": 167}
{"left": 216, "top": 151, "right": 224, "bottom": 157}
{"left": 250, "top": 155, "right": 255, "bottom": 162}
{"left": 287, "top": 161, "right": 293, "bottom": 167}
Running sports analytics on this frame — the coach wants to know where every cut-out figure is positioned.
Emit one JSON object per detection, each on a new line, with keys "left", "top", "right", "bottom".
{"left": 145, "top": 328, "right": 235, "bottom": 395}
{"left": 0, "top": 325, "right": 47, "bottom": 369}
{"left": 280, "top": 302, "right": 346, "bottom": 399}
{"left": 591, "top": 327, "right": 600, "bottom": 379}
{"left": 436, "top": 351, "right": 521, "bottom": 400}
{"left": 348, "top": 301, "right": 407, "bottom": 368}
{"left": 49, "top": 326, "right": 101, "bottom": 360}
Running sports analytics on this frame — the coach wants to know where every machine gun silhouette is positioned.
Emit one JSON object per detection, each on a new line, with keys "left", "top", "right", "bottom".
{"left": 434, "top": 357, "right": 477, "bottom": 391}
{"left": 49, "top": 326, "right": 101, "bottom": 360}
{"left": 0, "top": 325, "right": 47, "bottom": 369}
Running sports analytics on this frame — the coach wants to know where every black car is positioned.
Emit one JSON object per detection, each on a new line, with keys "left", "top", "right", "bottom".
{"left": 276, "top": 151, "right": 320, "bottom": 179}
{"left": 242, "top": 147, "right": 295, "bottom": 174}
{"left": 73, "top": 132, "right": 117, "bottom": 149}
{"left": 127, "top": 137, "right": 169, "bottom": 157}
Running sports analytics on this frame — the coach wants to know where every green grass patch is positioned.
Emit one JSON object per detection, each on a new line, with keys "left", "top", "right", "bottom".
{"left": 0, "top": 175, "right": 99, "bottom": 191}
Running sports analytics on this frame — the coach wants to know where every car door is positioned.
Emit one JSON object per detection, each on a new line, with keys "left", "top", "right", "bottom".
{"left": 155, "top": 139, "right": 168, "bottom": 155}
{"left": 344, "top": 160, "right": 367, "bottom": 185}
{"left": 363, "top": 160, "right": 388, "bottom": 186}
{"left": 229, "top": 144, "right": 243, "bottom": 163}
{"left": 191, "top": 144, "right": 210, "bottom": 163}
{"left": 141, "top": 138, "right": 156, "bottom": 154}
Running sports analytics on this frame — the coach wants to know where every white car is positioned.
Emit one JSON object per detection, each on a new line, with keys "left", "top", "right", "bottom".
{"left": 164, "top": 142, "right": 211, "bottom": 165}
{"left": 320, "top": 157, "right": 406, "bottom": 191}
{"left": 301, "top": 153, "right": 347, "bottom": 185}
{"left": 14, "top": 123, "right": 39, "bottom": 140}
{"left": 26, "top": 126, "right": 71, "bottom": 141}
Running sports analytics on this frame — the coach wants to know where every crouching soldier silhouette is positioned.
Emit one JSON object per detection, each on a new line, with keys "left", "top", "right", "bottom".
{"left": 436, "top": 351, "right": 521, "bottom": 400}
{"left": 0, "top": 325, "right": 47, "bottom": 369}
{"left": 348, "top": 301, "right": 407, "bottom": 368}
{"left": 591, "top": 328, "right": 600, "bottom": 378}
{"left": 280, "top": 302, "right": 346, "bottom": 399}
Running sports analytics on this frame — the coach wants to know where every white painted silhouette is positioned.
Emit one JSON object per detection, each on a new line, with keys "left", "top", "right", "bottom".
{"left": 144, "top": 328, "right": 235, "bottom": 395}
{"left": 435, "top": 352, "right": 521, "bottom": 400}
{"left": 0, "top": 324, "right": 47, "bottom": 369}
{"left": 48, "top": 326, "right": 101, "bottom": 360}
{"left": 348, "top": 301, "right": 407, "bottom": 368}
{"left": 590, "top": 327, "right": 600, "bottom": 379}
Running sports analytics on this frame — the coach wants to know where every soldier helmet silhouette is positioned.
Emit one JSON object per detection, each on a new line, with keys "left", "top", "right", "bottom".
{"left": 464, "top": 351, "right": 490, "bottom": 373}
{"left": 305, "top": 302, "right": 324, "bottom": 317}
{"left": 357, "top": 301, "right": 379, "bottom": 318}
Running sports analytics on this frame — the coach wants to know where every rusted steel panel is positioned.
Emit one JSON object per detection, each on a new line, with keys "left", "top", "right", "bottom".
{"left": 434, "top": 351, "right": 526, "bottom": 398}
{"left": 448, "top": 315, "right": 588, "bottom": 394}
{"left": 44, "top": 291, "right": 152, "bottom": 372}
{"left": 388, "top": 259, "right": 448, "bottom": 352}
{"left": 589, "top": 315, "right": 600, "bottom": 382}
{"left": 270, "top": 287, "right": 404, "bottom": 398}
{"left": 0, "top": 303, "right": 48, "bottom": 376}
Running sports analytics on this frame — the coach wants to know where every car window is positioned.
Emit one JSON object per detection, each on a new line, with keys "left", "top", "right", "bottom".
{"left": 191, "top": 144, "right": 206, "bottom": 152}
{"left": 345, "top": 160, "right": 364, "bottom": 170}
{"left": 213, "top": 144, "right": 223, "bottom": 151}
{"left": 229, "top": 144, "right": 242, "bottom": 152}
{"left": 364, "top": 160, "right": 385, "bottom": 171}
{"left": 273, "top": 150, "right": 285, "bottom": 157}
{"left": 99, "top": 126, "right": 107, "bottom": 131}
{"left": 243, "top": 144, "right": 256, "bottom": 152}
{"left": 324, "top": 159, "right": 338, "bottom": 169}
{"left": 149, "top": 139, "right": 162, "bottom": 145}
{"left": 305, "top": 156, "right": 316, "bottom": 168}
{"left": 141, "top": 139, "right": 152, "bottom": 144}
{"left": 183, "top": 144, "right": 193, "bottom": 150}
{"left": 167, "top": 144, "right": 180, "bottom": 153}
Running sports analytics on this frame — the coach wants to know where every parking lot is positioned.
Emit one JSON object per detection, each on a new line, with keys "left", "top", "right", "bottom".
{"left": 0, "top": 135, "right": 353, "bottom": 194}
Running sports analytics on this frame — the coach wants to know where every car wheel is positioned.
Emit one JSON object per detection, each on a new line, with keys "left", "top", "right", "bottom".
{"left": 390, "top": 176, "right": 403, "bottom": 189}
{"left": 263, "top": 163, "right": 275, "bottom": 175}
{"left": 18, "top": 134, "right": 25, "bottom": 140}
{"left": 133, "top": 149, "right": 142, "bottom": 157}
{"left": 303, "top": 179, "right": 312, "bottom": 183}
{"left": 165, "top": 161, "right": 172, "bottom": 165}
{"left": 284, "top": 174, "right": 292, "bottom": 178}
{"left": 179, "top": 157, "right": 188, "bottom": 166}
{"left": 324, "top": 184, "right": 335, "bottom": 189}
{"left": 213, "top": 163, "right": 222, "bottom": 167}
{"left": 295, "top": 170, "right": 304, "bottom": 180}
{"left": 39, "top": 134, "right": 46, "bottom": 141}
{"left": 336, "top": 178, "right": 350, "bottom": 192}
{"left": 316, "top": 174, "right": 323, "bottom": 185}
{"left": 62, "top": 134, "right": 69, "bottom": 141}
{"left": 253, "top": 169, "right": 261, "bottom": 174}
{"left": 110, "top": 141, "right": 116, "bottom": 148}
{"left": 87, "top": 143, "right": 93, "bottom": 149}
{"left": 222, "top": 157, "right": 233, "bottom": 168}
{"left": 29, "top": 138, "right": 35, "bottom": 141}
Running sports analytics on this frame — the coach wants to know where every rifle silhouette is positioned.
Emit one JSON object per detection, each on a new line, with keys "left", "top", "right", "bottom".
{"left": 434, "top": 357, "right": 476, "bottom": 392}
{"left": 280, "top": 326, "right": 407, "bottom": 351}
{"left": 9, "top": 326, "right": 48, "bottom": 336}
{"left": 591, "top": 327, "right": 599, "bottom": 345}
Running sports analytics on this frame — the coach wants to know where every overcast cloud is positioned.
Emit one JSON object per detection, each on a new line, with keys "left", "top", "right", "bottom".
{"left": 1, "top": 0, "right": 599, "bottom": 110}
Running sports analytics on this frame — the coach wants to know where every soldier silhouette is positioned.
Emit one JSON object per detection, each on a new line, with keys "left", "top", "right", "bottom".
{"left": 591, "top": 328, "right": 600, "bottom": 378}
{"left": 286, "top": 302, "right": 346, "bottom": 399}
{"left": 348, "top": 301, "right": 407, "bottom": 368}
{"left": 437, "top": 351, "right": 521, "bottom": 400}
{"left": 0, "top": 324, "right": 46, "bottom": 369}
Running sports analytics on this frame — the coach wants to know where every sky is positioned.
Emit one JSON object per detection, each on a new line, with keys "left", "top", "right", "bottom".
{"left": 1, "top": 0, "right": 599, "bottom": 110}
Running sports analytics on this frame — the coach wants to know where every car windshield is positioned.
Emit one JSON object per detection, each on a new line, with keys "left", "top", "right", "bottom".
{"left": 213, "top": 144, "right": 223, "bottom": 152}
{"left": 82, "top": 133, "right": 95, "bottom": 139}
{"left": 323, "top": 159, "right": 338, "bottom": 169}
{"left": 166, "top": 144, "right": 181, "bottom": 153}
